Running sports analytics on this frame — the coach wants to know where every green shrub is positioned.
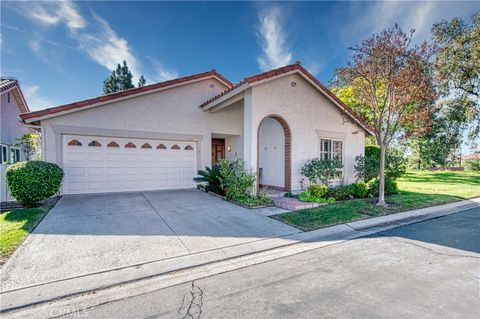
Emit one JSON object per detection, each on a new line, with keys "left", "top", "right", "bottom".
{"left": 307, "top": 184, "right": 328, "bottom": 198}
{"left": 351, "top": 182, "right": 369, "bottom": 198}
{"left": 298, "top": 191, "right": 326, "bottom": 204}
{"left": 327, "top": 197, "right": 336, "bottom": 205}
{"left": 301, "top": 158, "right": 343, "bottom": 185}
{"left": 217, "top": 159, "right": 256, "bottom": 200}
{"left": 193, "top": 163, "right": 224, "bottom": 195}
{"left": 368, "top": 178, "right": 399, "bottom": 196}
{"left": 6, "top": 161, "right": 64, "bottom": 206}
{"left": 299, "top": 191, "right": 313, "bottom": 202}
{"left": 465, "top": 158, "right": 480, "bottom": 171}
{"left": 327, "top": 184, "right": 355, "bottom": 201}
{"left": 354, "top": 145, "right": 407, "bottom": 182}
{"left": 284, "top": 192, "right": 293, "bottom": 198}
{"left": 231, "top": 194, "right": 273, "bottom": 208}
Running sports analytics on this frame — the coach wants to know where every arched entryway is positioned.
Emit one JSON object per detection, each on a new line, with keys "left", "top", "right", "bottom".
{"left": 257, "top": 115, "right": 292, "bottom": 191}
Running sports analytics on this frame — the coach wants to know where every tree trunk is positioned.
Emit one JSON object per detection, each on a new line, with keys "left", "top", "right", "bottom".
{"left": 378, "top": 145, "right": 387, "bottom": 206}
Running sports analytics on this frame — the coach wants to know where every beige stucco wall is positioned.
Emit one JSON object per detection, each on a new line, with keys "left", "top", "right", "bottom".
{"left": 244, "top": 73, "right": 365, "bottom": 191}
{"left": 41, "top": 78, "right": 244, "bottom": 178}
{"left": 1, "top": 90, "right": 31, "bottom": 201}
{"left": 1, "top": 91, "right": 30, "bottom": 146}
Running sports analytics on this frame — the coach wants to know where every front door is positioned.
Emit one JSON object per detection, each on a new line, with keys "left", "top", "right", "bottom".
{"left": 211, "top": 139, "right": 225, "bottom": 164}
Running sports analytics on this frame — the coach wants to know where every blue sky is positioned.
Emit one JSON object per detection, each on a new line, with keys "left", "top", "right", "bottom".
{"left": 1, "top": 1, "right": 479, "bottom": 150}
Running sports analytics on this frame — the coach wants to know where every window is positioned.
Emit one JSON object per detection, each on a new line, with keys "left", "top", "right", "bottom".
{"left": 7, "top": 92, "right": 10, "bottom": 103}
{"left": 68, "top": 139, "right": 82, "bottom": 146}
{"left": 10, "top": 147, "right": 21, "bottom": 163}
{"left": 320, "top": 139, "right": 343, "bottom": 163}
{"left": 1, "top": 145, "right": 8, "bottom": 164}
{"left": 88, "top": 140, "right": 102, "bottom": 147}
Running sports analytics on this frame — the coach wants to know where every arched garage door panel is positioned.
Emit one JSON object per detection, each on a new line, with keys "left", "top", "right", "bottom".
{"left": 62, "top": 135, "right": 197, "bottom": 194}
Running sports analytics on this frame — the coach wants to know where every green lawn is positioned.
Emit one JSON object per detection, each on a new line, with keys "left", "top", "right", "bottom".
{"left": 0, "top": 206, "right": 50, "bottom": 265}
{"left": 275, "top": 170, "right": 480, "bottom": 231}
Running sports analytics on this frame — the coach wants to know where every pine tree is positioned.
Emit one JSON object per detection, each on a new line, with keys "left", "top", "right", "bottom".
{"left": 138, "top": 75, "right": 146, "bottom": 87}
{"left": 103, "top": 60, "right": 135, "bottom": 94}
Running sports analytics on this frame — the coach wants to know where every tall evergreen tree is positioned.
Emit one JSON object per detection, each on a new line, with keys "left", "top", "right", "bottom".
{"left": 138, "top": 75, "right": 146, "bottom": 87}
{"left": 103, "top": 60, "right": 135, "bottom": 94}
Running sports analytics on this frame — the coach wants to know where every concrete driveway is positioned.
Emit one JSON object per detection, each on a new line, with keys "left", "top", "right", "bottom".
{"left": 1, "top": 190, "right": 298, "bottom": 291}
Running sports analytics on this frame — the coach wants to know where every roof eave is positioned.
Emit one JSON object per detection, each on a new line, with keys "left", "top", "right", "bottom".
{"left": 21, "top": 74, "right": 229, "bottom": 123}
{"left": 200, "top": 83, "right": 249, "bottom": 111}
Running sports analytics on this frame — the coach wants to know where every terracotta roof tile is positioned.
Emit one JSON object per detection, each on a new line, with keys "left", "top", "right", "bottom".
{"left": 20, "top": 70, "right": 233, "bottom": 121}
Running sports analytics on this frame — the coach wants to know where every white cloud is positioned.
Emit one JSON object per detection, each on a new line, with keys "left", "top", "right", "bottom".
{"left": 257, "top": 6, "right": 292, "bottom": 70}
{"left": 149, "top": 59, "right": 179, "bottom": 82}
{"left": 23, "top": 85, "right": 54, "bottom": 111}
{"left": 28, "top": 40, "right": 41, "bottom": 52}
{"left": 73, "top": 14, "right": 140, "bottom": 79}
{"left": 336, "top": 1, "right": 478, "bottom": 45}
{"left": 11, "top": 1, "right": 176, "bottom": 84}
{"left": 26, "top": 1, "right": 86, "bottom": 30}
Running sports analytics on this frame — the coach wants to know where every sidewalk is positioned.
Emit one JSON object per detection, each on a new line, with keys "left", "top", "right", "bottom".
{"left": 2, "top": 197, "right": 479, "bottom": 318}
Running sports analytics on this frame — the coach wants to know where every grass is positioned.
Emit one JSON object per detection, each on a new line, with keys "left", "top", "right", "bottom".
{"left": 275, "top": 170, "right": 480, "bottom": 231}
{"left": 397, "top": 170, "right": 480, "bottom": 199}
{"left": 0, "top": 205, "right": 51, "bottom": 265}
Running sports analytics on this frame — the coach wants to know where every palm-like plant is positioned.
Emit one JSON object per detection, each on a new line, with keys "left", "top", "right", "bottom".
{"left": 193, "top": 163, "right": 225, "bottom": 195}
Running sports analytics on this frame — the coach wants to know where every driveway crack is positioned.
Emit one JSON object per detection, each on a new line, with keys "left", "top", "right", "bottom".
{"left": 178, "top": 281, "right": 204, "bottom": 319}
{"left": 141, "top": 193, "right": 191, "bottom": 254}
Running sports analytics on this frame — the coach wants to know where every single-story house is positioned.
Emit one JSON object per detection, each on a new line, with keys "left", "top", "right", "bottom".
{"left": 19, "top": 62, "right": 372, "bottom": 195}
{"left": 1, "top": 79, "right": 32, "bottom": 202}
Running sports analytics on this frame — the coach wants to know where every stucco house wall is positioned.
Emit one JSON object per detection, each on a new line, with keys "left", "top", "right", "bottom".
{"left": 1, "top": 93, "right": 30, "bottom": 146}
{"left": 245, "top": 73, "right": 365, "bottom": 191}
{"left": 1, "top": 88, "right": 31, "bottom": 201}
{"left": 41, "top": 78, "right": 244, "bottom": 173}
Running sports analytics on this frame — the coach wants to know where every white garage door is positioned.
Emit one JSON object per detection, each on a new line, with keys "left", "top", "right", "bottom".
{"left": 62, "top": 135, "right": 197, "bottom": 194}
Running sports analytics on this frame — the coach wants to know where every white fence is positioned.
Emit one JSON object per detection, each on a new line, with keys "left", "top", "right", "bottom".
{"left": 1, "top": 164, "right": 14, "bottom": 202}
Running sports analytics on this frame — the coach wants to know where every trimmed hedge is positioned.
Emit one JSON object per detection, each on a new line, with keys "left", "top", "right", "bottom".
{"left": 307, "top": 184, "right": 328, "bottom": 198}
{"left": 327, "top": 184, "right": 355, "bottom": 201}
{"left": 6, "top": 161, "right": 64, "bottom": 206}
{"left": 351, "top": 182, "right": 369, "bottom": 198}
{"left": 368, "top": 178, "right": 399, "bottom": 196}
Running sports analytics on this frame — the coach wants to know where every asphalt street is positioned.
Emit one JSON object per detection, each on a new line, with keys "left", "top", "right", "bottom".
{"left": 66, "top": 207, "right": 480, "bottom": 319}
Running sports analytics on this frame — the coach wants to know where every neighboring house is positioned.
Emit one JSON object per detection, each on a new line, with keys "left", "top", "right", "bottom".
{"left": 20, "top": 62, "right": 372, "bottom": 195}
{"left": 1, "top": 79, "right": 31, "bottom": 202}
{"left": 462, "top": 153, "right": 480, "bottom": 161}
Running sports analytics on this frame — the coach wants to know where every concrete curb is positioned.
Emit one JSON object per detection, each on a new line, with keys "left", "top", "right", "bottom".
{"left": 2, "top": 197, "right": 479, "bottom": 318}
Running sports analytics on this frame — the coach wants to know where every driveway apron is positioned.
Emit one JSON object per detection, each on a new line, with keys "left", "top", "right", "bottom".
{"left": 1, "top": 189, "right": 298, "bottom": 291}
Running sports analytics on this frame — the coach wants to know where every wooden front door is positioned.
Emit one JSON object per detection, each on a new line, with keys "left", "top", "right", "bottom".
{"left": 211, "top": 139, "right": 225, "bottom": 164}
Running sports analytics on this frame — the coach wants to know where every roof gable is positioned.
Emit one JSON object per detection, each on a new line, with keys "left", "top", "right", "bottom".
{"left": 200, "top": 63, "right": 373, "bottom": 135}
{"left": 0, "top": 79, "right": 29, "bottom": 113}
{"left": 20, "top": 70, "right": 232, "bottom": 123}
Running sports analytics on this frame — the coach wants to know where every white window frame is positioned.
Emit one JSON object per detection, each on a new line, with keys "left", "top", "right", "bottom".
{"left": 319, "top": 139, "right": 344, "bottom": 163}
{"left": 318, "top": 137, "right": 345, "bottom": 182}
{"left": 1, "top": 144, "right": 9, "bottom": 164}
{"left": 10, "top": 146, "right": 21, "bottom": 163}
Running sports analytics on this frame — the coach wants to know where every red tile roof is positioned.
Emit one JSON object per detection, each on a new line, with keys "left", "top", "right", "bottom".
{"left": 20, "top": 70, "right": 232, "bottom": 121}
{"left": 0, "top": 79, "right": 19, "bottom": 92}
{"left": 199, "top": 62, "right": 373, "bottom": 134}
